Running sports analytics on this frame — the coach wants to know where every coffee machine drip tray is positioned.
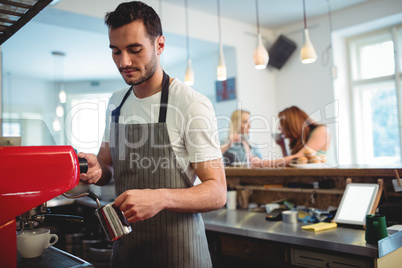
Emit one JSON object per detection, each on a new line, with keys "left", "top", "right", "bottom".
{"left": 18, "top": 246, "right": 93, "bottom": 268}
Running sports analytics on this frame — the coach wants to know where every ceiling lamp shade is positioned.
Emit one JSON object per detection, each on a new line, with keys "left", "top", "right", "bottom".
{"left": 184, "top": 0, "right": 194, "bottom": 86}
{"left": 301, "top": 28, "right": 317, "bottom": 64}
{"left": 53, "top": 118, "right": 61, "bottom": 131}
{"left": 217, "top": 44, "right": 227, "bottom": 81}
{"left": 185, "top": 59, "right": 194, "bottom": 86}
{"left": 216, "top": 0, "right": 227, "bottom": 81}
{"left": 300, "top": 0, "right": 317, "bottom": 64}
{"left": 253, "top": 0, "right": 269, "bottom": 69}
{"left": 254, "top": 33, "right": 269, "bottom": 69}
{"left": 56, "top": 105, "right": 64, "bottom": 117}
{"left": 59, "top": 87, "right": 66, "bottom": 103}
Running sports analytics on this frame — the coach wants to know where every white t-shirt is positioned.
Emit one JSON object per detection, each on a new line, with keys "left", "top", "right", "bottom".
{"left": 102, "top": 78, "right": 222, "bottom": 182}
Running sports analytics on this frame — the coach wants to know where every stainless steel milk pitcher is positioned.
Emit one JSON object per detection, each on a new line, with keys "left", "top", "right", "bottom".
{"left": 94, "top": 202, "right": 132, "bottom": 241}
{"left": 62, "top": 192, "right": 132, "bottom": 241}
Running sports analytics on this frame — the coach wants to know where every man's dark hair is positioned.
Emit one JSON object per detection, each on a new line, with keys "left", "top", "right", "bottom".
{"left": 105, "top": 1, "right": 162, "bottom": 41}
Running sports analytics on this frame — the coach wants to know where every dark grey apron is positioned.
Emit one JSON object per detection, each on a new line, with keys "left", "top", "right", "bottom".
{"left": 109, "top": 71, "right": 212, "bottom": 268}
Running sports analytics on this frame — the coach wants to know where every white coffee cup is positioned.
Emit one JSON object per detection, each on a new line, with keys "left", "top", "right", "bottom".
{"left": 17, "top": 228, "right": 58, "bottom": 258}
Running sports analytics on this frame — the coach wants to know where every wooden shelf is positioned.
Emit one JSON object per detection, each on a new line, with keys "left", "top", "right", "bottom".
{"left": 235, "top": 185, "right": 344, "bottom": 195}
{"left": 388, "top": 192, "right": 402, "bottom": 197}
{"left": 225, "top": 166, "right": 402, "bottom": 177}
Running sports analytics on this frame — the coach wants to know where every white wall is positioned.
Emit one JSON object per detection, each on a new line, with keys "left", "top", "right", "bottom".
{"left": 52, "top": 0, "right": 279, "bottom": 157}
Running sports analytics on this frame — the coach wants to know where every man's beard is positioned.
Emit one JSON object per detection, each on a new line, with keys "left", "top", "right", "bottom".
{"left": 124, "top": 53, "right": 158, "bottom": 86}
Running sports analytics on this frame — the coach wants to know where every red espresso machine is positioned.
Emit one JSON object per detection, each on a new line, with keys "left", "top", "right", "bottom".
{"left": 0, "top": 145, "right": 86, "bottom": 267}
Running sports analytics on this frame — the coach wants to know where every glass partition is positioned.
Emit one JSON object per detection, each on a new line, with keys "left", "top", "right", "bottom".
{"left": 0, "top": 118, "right": 56, "bottom": 146}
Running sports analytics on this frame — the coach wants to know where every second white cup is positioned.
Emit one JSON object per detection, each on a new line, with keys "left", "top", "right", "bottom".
{"left": 226, "top": 190, "right": 237, "bottom": 210}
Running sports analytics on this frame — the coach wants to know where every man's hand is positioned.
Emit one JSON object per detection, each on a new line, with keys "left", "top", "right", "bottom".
{"left": 114, "top": 189, "right": 165, "bottom": 223}
{"left": 114, "top": 158, "right": 227, "bottom": 223}
{"left": 77, "top": 152, "right": 102, "bottom": 184}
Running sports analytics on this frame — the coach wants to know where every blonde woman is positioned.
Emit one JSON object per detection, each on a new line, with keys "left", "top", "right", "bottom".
{"left": 222, "top": 109, "right": 261, "bottom": 166}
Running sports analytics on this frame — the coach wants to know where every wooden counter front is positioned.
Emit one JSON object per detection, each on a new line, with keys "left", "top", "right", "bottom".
{"left": 225, "top": 165, "right": 402, "bottom": 177}
{"left": 224, "top": 165, "right": 402, "bottom": 210}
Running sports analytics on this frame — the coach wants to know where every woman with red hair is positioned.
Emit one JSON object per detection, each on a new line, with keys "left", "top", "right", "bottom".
{"left": 251, "top": 106, "right": 330, "bottom": 168}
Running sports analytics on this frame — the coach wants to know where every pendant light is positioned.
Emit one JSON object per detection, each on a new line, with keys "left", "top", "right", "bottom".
{"left": 216, "top": 0, "right": 227, "bottom": 81}
{"left": 56, "top": 105, "right": 64, "bottom": 117}
{"left": 253, "top": 0, "right": 269, "bottom": 69}
{"left": 184, "top": 0, "right": 194, "bottom": 86}
{"left": 59, "top": 84, "right": 66, "bottom": 103}
{"left": 300, "top": 0, "right": 317, "bottom": 64}
{"left": 52, "top": 51, "right": 66, "bottom": 135}
{"left": 52, "top": 118, "right": 61, "bottom": 131}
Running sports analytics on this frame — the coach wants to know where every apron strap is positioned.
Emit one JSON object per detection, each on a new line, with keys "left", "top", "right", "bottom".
{"left": 158, "top": 71, "right": 170, "bottom": 123}
{"left": 111, "top": 71, "right": 170, "bottom": 124}
{"left": 111, "top": 86, "right": 132, "bottom": 123}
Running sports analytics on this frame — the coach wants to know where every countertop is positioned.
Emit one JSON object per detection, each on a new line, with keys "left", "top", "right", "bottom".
{"left": 55, "top": 198, "right": 402, "bottom": 259}
{"left": 202, "top": 209, "right": 402, "bottom": 259}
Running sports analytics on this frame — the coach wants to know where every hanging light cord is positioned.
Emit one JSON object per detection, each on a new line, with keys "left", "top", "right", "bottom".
{"left": 158, "top": 0, "right": 162, "bottom": 21}
{"left": 217, "top": 0, "right": 222, "bottom": 45}
{"left": 255, "top": 0, "right": 260, "bottom": 34}
{"left": 322, "top": 0, "right": 334, "bottom": 66}
{"left": 185, "top": 0, "right": 190, "bottom": 60}
{"left": 327, "top": 0, "right": 333, "bottom": 36}
{"left": 302, "top": 0, "right": 307, "bottom": 29}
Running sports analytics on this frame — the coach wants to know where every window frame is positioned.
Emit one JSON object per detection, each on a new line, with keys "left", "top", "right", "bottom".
{"left": 347, "top": 24, "right": 402, "bottom": 164}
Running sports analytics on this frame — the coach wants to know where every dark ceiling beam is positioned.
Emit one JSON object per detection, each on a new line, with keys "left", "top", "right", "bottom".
{"left": 0, "top": 0, "right": 53, "bottom": 45}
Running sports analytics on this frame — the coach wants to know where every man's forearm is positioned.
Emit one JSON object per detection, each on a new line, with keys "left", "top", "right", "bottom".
{"left": 160, "top": 179, "right": 226, "bottom": 213}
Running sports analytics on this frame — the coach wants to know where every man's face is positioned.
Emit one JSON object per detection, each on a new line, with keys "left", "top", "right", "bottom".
{"left": 109, "top": 20, "right": 162, "bottom": 85}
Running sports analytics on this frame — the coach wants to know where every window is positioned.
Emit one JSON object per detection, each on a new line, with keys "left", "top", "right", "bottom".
{"left": 1, "top": 122, "right": 21, "bottom": 137}
{"left": 65, "top": 94, "right": 111, "bottom": 155}
{"left": 348, "top": 25, "right": 402, "bottom": 164}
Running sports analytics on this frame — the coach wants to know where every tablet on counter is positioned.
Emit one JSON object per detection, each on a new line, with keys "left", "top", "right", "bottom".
{"left": 334, "top": 183, "right": 379, "bottom": 227}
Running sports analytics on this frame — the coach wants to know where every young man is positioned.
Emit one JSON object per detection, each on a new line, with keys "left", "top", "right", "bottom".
{"left": 78, "top": 1, "right": 226, "bottom": 267}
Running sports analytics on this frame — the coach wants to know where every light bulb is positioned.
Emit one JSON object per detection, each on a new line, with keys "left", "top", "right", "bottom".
{"left": 59, "top": 89, "right": 66, "bottom": 103}
{"left": 217, "top": 44, "right": 227, "bottom": 81}
{"left": 253, "top": 33, "right": 269, "bottom": 69}
{"left": 300, "top": 29, "right": 317, "bottom": 64}
{"left": 184, "top": 58, "right": 194, "bottom": 86}
{"left": 53, "top": 118, "right": 61, "bottom": 131}
{"left": 56, "top": 105, "right": 64, "bottom": 117}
